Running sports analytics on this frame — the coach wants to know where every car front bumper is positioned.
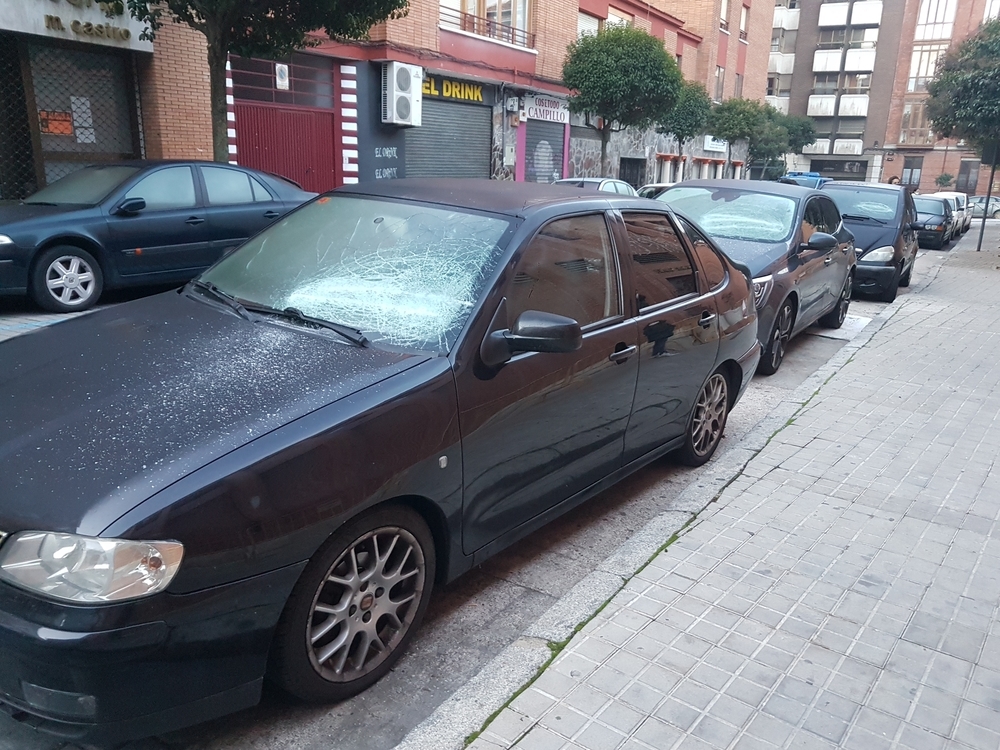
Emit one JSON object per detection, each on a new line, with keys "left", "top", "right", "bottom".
{"left": 0, "top": 561, "right": 305, "bottom": 744}
{"left": 853, "top": 263, "right": 898, "bottom": 296}
{"left": 917, "top": 228, "right": 945, "bottom": 247}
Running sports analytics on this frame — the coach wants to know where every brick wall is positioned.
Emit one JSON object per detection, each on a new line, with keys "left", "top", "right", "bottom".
{"left": 534, "top": 0, "right": 579, "bottom": 82}
{"left": 136, "top": 18, "right": 213, "bottom": 160}
{"left": 741, "top": 0, "right": 772, "bottom": 100}
{"left": 381, "top": 0, "right": 440, "bottom": 52}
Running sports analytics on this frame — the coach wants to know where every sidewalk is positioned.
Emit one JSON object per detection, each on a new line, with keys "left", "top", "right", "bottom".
{"left": 465, "top": 235, "right": 1000, "bottom": 750}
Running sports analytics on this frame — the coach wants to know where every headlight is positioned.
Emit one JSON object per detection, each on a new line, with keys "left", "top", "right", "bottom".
{"left": 862, "top": 246, "right": 895, "bottom": 262}
{"left": 0, "top": 531, "right": 183, "bottom": 603}
{"left": 0, "top": 234, "right": 14, "bottom": 246}
{"left": 751, "top": 275, "right": 772, "bottom": 310}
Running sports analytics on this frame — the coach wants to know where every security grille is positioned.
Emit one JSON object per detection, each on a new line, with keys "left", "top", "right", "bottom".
{"left": 0, "top": 33, "right": 141, "bottom": 199}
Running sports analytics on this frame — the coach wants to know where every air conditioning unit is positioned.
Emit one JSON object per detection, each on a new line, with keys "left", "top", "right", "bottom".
{"left": 382, "top": 62, "right": 423, "bottom": 127}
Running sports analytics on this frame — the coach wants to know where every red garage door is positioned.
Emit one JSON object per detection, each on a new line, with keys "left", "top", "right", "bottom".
{"left": 234, "top": 102, "right": 338, "bottom": 193}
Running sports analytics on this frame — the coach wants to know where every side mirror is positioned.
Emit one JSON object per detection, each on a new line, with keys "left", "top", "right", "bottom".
{"left": 907, "top": 221, "right": 921, "bottom": 231}
{"left": 116, "top": 197, "right": 146, "bottom": 215}
{"left": 801, "top": 232, "right": 838, "bottom": 252}
{"left": 480, "top": 300, "right": 582, "bottom": 368}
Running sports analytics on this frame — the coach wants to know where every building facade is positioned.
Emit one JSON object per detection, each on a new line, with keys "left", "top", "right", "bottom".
{"left": 0, "top": 0, "right": 213, "bottom": 200}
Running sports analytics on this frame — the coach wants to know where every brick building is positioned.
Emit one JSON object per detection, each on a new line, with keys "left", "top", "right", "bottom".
{"left": 0, "top": 0, "right": 213, "bottom": 200}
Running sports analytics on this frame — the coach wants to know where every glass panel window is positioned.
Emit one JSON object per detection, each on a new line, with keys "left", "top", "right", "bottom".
{"left": 507, "top": 214, "right": 620, "bottom": 327}
{"left": 461, "top": 0, "right": 531, "bottom": 45}
{"left": 578, "top": 12, "right": 600, "bottom": 37}
{"left": 622, "top": 213, "right": 697, "bottom": 309}
{"left": 740, "top": 5, "right": 749, "bottom": 38}
{"left": 771, "top": 28, "right": 797, "bottom": 52}
{"left": 987, "top": 0, "right": 1000, "bottom": 21}
{"left": 908, "top": 43, "right": 948, "bottom": 92}
{"left": 812, "top": 72, "right": 839, "bottom": 94}
{"left": 900, "top": 99, "right": 935, "bottom": 145}
{"left": 818, "top": 28, "right": 846, "bottom": 48}
{"left": 842, "top": 72, "right": 871, "bottom": 93}
{"left": 606, "top": 7, "right": 632, "bottom": 26}
{"left": 720, "top": 0, "right": 730, "bottom": 30}
{"left": 250, "top": 176, "right": 274, "bottom": 202}
{"left": 714, "top": 66, "right": 726, "bottom": 101}
{"left": 734, "top": 73, "right": 744, "bottom": 97}
{"left": 768, "top": 75, "right": 792, "bottom": 96}
{"left": 125, "top": 167, "right": 196, "bottom": 211}
{"left": 915, "top": 0, "right": 957, "bottom": 40}
{"left": 902, "top": 156, "right": 924, "bottom": 186}
{"left": 677, "top": 217, "right": 726, "bottom": 289}
{"left": 203, "top": 167, "right": 254, "bottom": 205}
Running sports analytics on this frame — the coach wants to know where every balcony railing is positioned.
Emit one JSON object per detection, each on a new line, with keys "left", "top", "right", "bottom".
{"left": 439, "top": 6, "right": 535, "bottom": 49}
{"left": 720, "top": 19, "right": 730, "bottom": 31}
{"left": 899, "top": 128, "right": 935, "bottom": 146}
{"left": 739, "top": 29, "right": 748, "bottom": 40}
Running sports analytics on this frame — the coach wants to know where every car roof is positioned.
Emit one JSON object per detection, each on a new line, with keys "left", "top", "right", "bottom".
{"left": 335, "top": 178, "right": 643, "bottom": 216}
{"left": 823, "top": 181, "right": 905, "bottom": 192}
{"left": 670, "top": 178, "right": 825, "bottom": 200}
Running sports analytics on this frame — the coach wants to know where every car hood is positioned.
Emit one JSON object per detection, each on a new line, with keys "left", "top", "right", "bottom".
{"left": 706, "top": 237, "right": 790, "bottom": 276}
{"left": 0, "top": 291, "right": 429, "bottom": 536}
{"left": 842, "top": 222, "right": 897, "bottom": 253}
{"left": 0, "top": 201, "right": 85, "bottom": 228}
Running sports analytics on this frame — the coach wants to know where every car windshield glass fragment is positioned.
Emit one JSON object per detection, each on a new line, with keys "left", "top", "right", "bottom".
{"left": 199, "top": 195, "right": 511, "bottom": 353}
{"left": 657, "top": 187, "right": 797, "bottom": 243}
{"left": 23, "top": 165, "right": 141, "bottom": 205}
{"left": 824, "top": 188, "right": 897, "bottom": 221}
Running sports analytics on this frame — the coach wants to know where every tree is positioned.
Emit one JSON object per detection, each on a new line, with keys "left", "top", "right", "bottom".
{"left": 563, "top": 26, "right": 682, "bottom": 177}
{"left": 708, "top": 98, "right": 766, "bottom": 178}
{"left": 935, "top": 173, "right": 955, "bottom": 188}
{"left": 658, "top": 81, "right": 711, "bottom": 181}
{"left": 125, "top": 0, "right": 409, "bottom": 162}
{"left": 709, "top": 100, "right": 817, "bottom": 179}
{"left": 783, "top": 114, "right": 816, "bottom": 155}
{"left": 926, "top": 19, "right": 1000, "bottom": 148}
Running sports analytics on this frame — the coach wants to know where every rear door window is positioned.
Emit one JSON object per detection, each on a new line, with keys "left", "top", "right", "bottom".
{"left": 622, "top": 212, "right": 698, "bottom": 310}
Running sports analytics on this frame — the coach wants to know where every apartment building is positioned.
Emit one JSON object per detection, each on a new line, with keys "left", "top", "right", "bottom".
{"left": 0, "top": 0, "right": 213, "bottom": 200}
{"left": 766, "top": 0, "right": 906, "bottom": 182}
{"left": 880, "top": 0, "right": 998, "bottom": 193}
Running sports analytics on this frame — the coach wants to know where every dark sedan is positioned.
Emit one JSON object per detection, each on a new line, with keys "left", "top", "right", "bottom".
{"left": 913, "top": 196, "right": 955, "bottom": 249}
{"left": 0, "top": 161, "right": 314, "bottom": 312}
{"left": 658, "top": 180, "right": 856, "bottom": 375}
{"left": 0, "top": 180, "right": 759, "bottom": 743}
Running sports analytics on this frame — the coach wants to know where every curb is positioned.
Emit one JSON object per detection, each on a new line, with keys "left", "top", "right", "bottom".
{"left": 394, "top": 256, "right": 943, "bottom": 750}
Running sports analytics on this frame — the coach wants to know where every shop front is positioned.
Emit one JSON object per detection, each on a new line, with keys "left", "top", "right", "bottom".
{"left": 519, "top": 94, "right": 569, "bottom": 184}
{"left": 0, "top": 0, "right": 150, "bottom": 199}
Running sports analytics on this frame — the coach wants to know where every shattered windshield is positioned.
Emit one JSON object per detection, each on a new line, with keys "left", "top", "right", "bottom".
{"left": 199, "top": 195, "right": 512, "bottom": 353}
{"left": 657, "top": 187, "right": 797, "bottom": 243}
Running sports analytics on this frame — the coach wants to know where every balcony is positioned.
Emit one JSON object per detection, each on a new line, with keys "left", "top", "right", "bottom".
{"left": 808, "top": 94, "right": 837, "bottom": 116}
{"left": 818, "top": 3, "right": 849, "bottom": 27}
{"left": 766, "top": 96, "right": 790, "bottom": 114}
{"left": 813, "top": 49, "right": 842, "bottom": 71}
{"left": 803, "top": 139, "right": 831, "bottom": 155}
{"left": 850, "top": 0, "right": 883, "bottom": 25}
{"left": 773, "top": 6, "right": 800, "bottom": 30}
{"left": 899, "top": 128, "right": 935, "bottom": 146}
{"left": 838, "top": 94, "right": 869, "bottom": 116}
{"left": 833, "top": 139, "right": 864, "bottom": 155}
{"left": 439, "top": 6, "right": 535, "bottom": 48}
{"left": 844, "top": 47, "right": 877, "bottom": 71}
{"left": 769, "top": 52, "right": 796, "bottom": 74}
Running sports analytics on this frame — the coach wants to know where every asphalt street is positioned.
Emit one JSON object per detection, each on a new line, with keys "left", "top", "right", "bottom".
{"left": 0, "top": 243, "right": 955, "bottom": 750}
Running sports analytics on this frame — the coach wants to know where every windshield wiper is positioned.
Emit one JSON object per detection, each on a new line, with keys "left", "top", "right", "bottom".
{"left": 841, "top": 213, "right": 887, "bottom": 225}
{"left": 242, "top": 302, "right": 369, "bottom": 347}
{"left": 188, "top": 280, "right": 250, "bottom": 320}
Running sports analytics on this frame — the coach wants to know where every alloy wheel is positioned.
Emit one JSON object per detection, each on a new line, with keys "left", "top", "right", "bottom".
{"left": 835, "top": 276, "right": 851, "bottom": 325}
{"left": 45, "top": 255, "right": 96, "bottom": 307}
{"left": 306, "top": 526, "right": 426, "bottom": 683}
{"left": 690, "top": 373, "right": 728, "bottom": 457}
{"left": 770, "top": 304, "right": 794, "bottom": 371}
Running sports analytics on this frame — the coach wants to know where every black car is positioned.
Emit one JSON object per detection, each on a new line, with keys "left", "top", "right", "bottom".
{"left": 658, "top": 179, "right": 856, "bottom": 375}
{"left": 912, "top": 196, "right": 956, "bottom": 249}
{"left": 821, "top": 181, "right": 918, "bottom": 302}
{"left": 0, "top": 161, "right": 314, "bottom": 312}
{"left": 0, "top": 180, "right": 759, "bottom": 743}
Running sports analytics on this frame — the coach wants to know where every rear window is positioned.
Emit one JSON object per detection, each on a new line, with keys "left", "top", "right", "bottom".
{"left": 914, "top": 197, "right": 946, "bottom": 215}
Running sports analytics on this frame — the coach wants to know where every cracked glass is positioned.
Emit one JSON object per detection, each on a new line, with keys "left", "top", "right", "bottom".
{"left": 200, "top": 195, "right": 512, "bottom": 353}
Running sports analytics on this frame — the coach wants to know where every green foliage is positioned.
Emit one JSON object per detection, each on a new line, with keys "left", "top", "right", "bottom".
{"left": 709, "top": 99, "right": 817, "bottom": 175}
{"left": 927, "top": 19, "right": 1000, "bottom": 149}
{"left": 935, "top": 173, "right": 955, "bottom": 188}
{"left": 783, "top": 115, "right": 817, "bottom": 154}
{"left": 563, "top": 25, "right": 682, "bottom": 175}
{"left": 658, "top": 81, "right": 712, "bottom": 145}
{"left": 708, "top": 97, "right": 767, "bottom": 145}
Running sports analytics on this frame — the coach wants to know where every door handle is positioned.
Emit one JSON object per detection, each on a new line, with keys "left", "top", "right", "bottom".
{"left": 609, "top": 345, "right": 637, "bottom": 363}
{"left": 264, "top": 210, "right": 281, "bottom": 219}
{"left": 698, "top": 312, "right": 716, "bottom": 328}
{"left": 824, "top": 256, "right": 834, "bottom": 265}
{"left": 185, "top": 216, "right": 205, "bottom": 225}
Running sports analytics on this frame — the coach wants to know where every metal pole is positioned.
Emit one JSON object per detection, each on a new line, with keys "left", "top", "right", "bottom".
{"left": 976, "top": 145, "right": 998, "bottom": 252}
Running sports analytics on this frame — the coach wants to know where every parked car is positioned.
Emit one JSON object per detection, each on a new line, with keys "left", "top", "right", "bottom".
{"left": 658, "top": 179, "right": 856, "bottom": 375}
{"left": 931, "top": 191, "right": 971, "bottom": 234}
{"left": 821, "top": 181, "right": 918, "bottom": 302}
{"left": 912, "top": 195, "right": 956, "bottom": 249}
{"left": 0, "top": 161, "right": 315, "bottom": 312}
{"left": 969, "top": 195, "right": 1000, "bottom": 218}
{"left": 553, "top": 177, "right": 638, "bottom": 195}
{"left": 778, "top": 171, "right": 833, "bottom": 189}
{"left": 0, "top": 180, "right": 759, "bottom": 743}
{"left": 637, "top": 182, "right": 675, "bottom": 199}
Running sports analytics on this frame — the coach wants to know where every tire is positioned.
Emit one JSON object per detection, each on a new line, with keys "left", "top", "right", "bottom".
{"left": 30, "top": 245, "right": 104, "bottom": 312}
{"left": 877, "top": 265, "right": 901, "bottom": 303}
{"left": 676, "top": 370, "right": 730, "bottom": 466}
{"left": 899, "top": 260, "right": 913, "bottom": 287}
{"left": 268, "top": 505, "right": 435, "bottom": 703}
{"left": 819, "top": 274, "right": 852, "bottom": 329}
{"left": 757, "top": 299, "right": 794, "bottom": 376}
{"left": 993, "top": 210, "right": 1000, "bottom": 219}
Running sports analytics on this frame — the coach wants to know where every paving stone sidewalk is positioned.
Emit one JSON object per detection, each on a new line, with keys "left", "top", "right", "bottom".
{"left": 469, "top": 239, "right": 1000, "bottom": 750}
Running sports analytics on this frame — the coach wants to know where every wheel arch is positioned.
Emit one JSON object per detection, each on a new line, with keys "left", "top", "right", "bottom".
{"left": 30, "top": 236, "right": 109, "bottom": 288}
{"left": 372, "top": 494, "right": 452, "bottom": 586}
{"left": 715, "top": 359, "right": 744, "bottom": 410}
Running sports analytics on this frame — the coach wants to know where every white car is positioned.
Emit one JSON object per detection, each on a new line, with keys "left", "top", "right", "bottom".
{"left": 637, "top": 182, "right": 675, "bottom": 199}
{"left": 931, "top": 191, "right": 972, "bottom": 234}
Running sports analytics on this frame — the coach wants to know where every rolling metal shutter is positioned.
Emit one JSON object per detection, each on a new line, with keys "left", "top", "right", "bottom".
{"left": 405, "top": 99, "right": 491, "bottom": 178}
{"left": 524, "top": 120, "right": 565, "bottom": 183}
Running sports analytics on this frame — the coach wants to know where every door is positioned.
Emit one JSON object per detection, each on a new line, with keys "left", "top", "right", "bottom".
{"left": 458, "top": 212, "right": 638, "bottom": 554}
{"left": 525, "top": 120, "right": 565, "bottom": 183}
{"left": 199, "top": 165, "right": 287, "bottom": 260}
{"left": 619, "top": 158, "right": 646, "bottom": 189}
{"left": 817, "top": 196, "right": 851, "bottom": 305}
{"left": 107, "top": 166, "right": 214, "bottom": 276}
{"left": 795, "top": 197, "right": 837, "bottom": 323}
{"left": 406, "top": 100, "right": 491, "bottom": 178}
{"left": 619, "top": 212, "right": 721, "bottom": 463}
